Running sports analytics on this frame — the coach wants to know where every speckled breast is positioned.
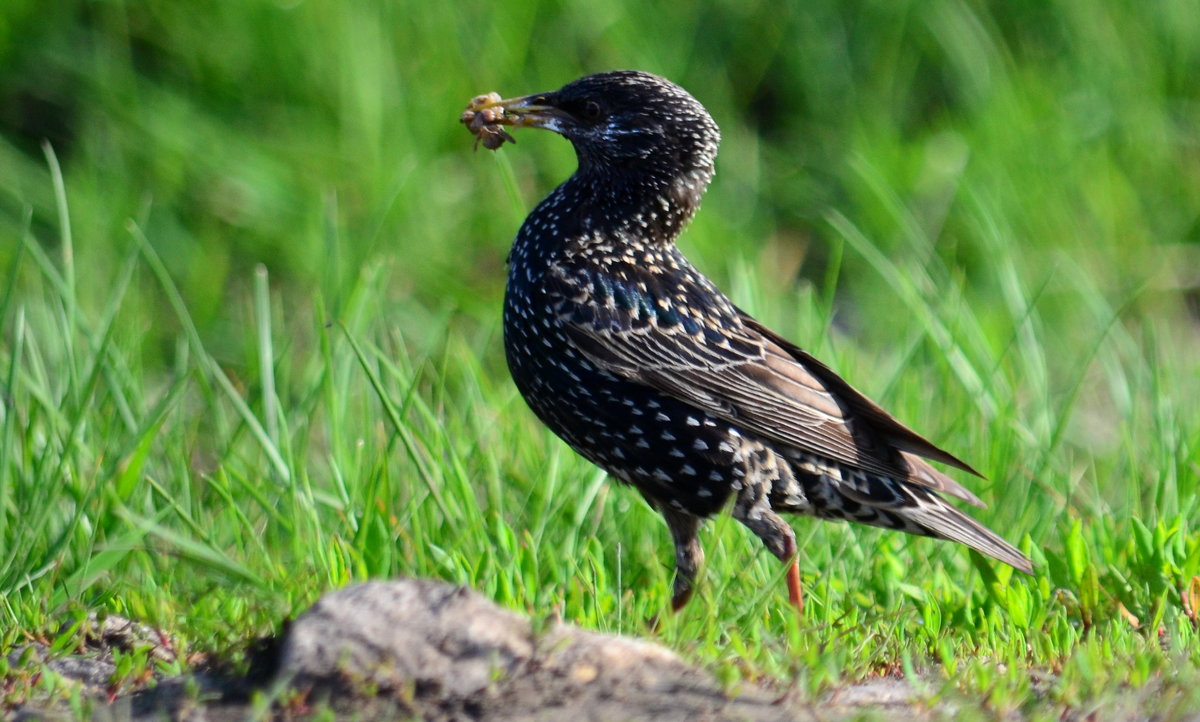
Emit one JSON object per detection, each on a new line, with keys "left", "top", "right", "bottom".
{"left": 503, "top": 282, "right": 738, "bottom": 518}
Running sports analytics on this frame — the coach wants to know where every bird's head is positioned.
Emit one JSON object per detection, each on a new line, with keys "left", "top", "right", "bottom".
{"left": 467, "top": 71, "right": 720, "bottom": 188}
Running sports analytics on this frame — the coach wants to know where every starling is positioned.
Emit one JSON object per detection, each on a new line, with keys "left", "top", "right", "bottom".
{"left": 465, "top": 71, "right": 1032, "bottom": 613}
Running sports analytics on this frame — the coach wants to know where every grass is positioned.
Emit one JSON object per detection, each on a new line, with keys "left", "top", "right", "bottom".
{"left": 2, "top": 0, "right": 1200, "bottom": 717}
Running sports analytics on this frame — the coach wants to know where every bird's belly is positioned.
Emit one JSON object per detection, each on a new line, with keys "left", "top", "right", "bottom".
{"left": 504, "top": 317, "right": 737, "bottom": 517}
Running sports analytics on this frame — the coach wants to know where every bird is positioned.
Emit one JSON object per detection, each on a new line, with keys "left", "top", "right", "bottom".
{"left": 463, "top": 70, "right": 1033, "bottom": 613}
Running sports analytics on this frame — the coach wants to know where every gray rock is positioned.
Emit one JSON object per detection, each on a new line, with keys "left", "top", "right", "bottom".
{"left": 276, "top": 578, "right": 795, "bottom": 720}
{"left": 279, "top": 579, "right": 535, "bottom": 699}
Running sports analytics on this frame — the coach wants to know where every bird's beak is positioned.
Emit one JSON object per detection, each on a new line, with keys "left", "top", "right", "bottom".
{"left": 461, "top": 91, "right": 570, "bottom": 149}
{"left": 475, "top": 92, "right": 567, "bottom": 130}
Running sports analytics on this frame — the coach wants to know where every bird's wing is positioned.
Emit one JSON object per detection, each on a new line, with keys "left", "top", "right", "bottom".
{"left": 548, "top": 262, "right": 985, "bottom": 506}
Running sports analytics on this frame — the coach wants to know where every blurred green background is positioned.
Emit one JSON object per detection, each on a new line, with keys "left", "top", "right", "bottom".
{"left": 3, "top": 0, "right": 1200, "bottom": 703}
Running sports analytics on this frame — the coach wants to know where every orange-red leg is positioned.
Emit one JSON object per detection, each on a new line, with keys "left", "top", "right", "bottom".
{"left": 786, "top": 558, "right": 803, "bottom": 615}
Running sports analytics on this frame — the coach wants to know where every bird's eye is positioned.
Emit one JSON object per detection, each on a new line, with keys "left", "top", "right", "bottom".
{"left": 584, "top": 100, "right": 603, "bottom": 119}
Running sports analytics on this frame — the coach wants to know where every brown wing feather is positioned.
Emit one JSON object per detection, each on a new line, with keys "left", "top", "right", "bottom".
{"left": 740, "top": 314, "right": 984, "bottom": 478}
{"left": 549, "top": 265, "right": 987, "bottom": 506}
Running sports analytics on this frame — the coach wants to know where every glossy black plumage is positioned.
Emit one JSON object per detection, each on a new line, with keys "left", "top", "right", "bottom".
{"left": 472, "top": 71, "right": 1032, "bottom": 610}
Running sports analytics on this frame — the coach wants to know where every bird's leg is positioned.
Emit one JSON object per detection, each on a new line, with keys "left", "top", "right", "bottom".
{"left": 786, "top": 556, "right": 803, "bottom": 613}
{"left": 661, "top": 507, "right": 704, "bottom": 611}
{"left": 732, "top": 477, "right": 803, "bottom": 615}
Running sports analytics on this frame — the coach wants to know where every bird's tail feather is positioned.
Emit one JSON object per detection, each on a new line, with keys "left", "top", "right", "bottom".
{"left": 894, "top": 490, "right": 1033, "bottom": 574}
{"left": 784, "top": 456, "right": 1033, "bottom": 574}
{"left": 823, "top": 469, "right": 1033, "bottom": 574}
